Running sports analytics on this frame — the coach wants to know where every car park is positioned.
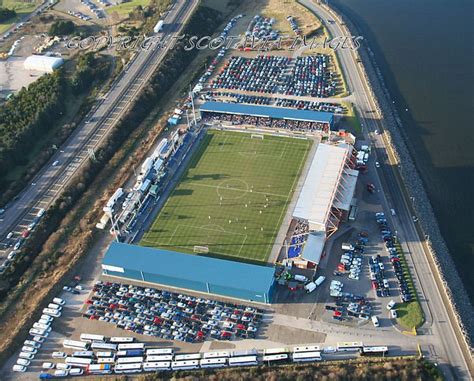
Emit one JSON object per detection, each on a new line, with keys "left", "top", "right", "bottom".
{"left": 84, "top": 281, "right": 264, "bottom": 343}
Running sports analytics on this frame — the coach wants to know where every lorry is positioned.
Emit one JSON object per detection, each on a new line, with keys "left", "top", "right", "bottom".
{"left": 153, "top": 20, "right": 164, "bottom": 33}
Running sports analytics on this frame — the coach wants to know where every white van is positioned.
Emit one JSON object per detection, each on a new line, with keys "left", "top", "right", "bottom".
{"left": 341, "top": 243, "right": 354, "bottom": 251}
{"left": 371, "top": 316, "right": 380, "bottom": 327}
{"left": 294, "top": 274, "right": 308, "bottom": 283}
{"left": 33, "top": 322, "right": 50, "bottom": 330}
{"left": 304, "top": 282, "right": 317, "bottom": 293}
{"left": 315, "top": 276, "right": 326, "bottom": 286}
{"left": 43, "top": 308, "right": 61, "bottom": 317}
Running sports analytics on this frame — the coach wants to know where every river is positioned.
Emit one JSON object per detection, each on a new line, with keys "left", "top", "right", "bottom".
{"left": 332, "top": 0, "right": 474, "bottom": 302}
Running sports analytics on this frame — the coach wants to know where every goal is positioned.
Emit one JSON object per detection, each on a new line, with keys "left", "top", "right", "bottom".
{"left": 193, "top": 245, "right": 209, "bottom": 253}
{"left": 251, "top": 134, "right": 264, "bottom": 140}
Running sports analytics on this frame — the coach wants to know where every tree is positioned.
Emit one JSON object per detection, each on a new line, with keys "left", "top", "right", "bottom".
{"left": 0, "top": 7, "right": 16, "bottom": 23}
{"left": 49, "top": 20, "right": 75, "bottom": 36}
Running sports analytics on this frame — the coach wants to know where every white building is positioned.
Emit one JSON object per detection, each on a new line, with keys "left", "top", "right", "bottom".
{"left": 23, "top": 55, "right": 64, "bottom": 73}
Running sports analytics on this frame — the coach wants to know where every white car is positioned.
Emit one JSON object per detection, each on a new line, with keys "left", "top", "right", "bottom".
{"left": 17, "top": 358, "right": 31, "bottom": 366}
{"left": 24, "top": 340, "right": 40, "bottom": 349}
{"left": 390, "top": 309, "right": 398, "bottom": 319}
{"left": 52, "top": 160, "right": 60, "bottom": 166}
{"left": 371, "top": 315, "right": 380, "bottom": 327}
{"left": 32, "top": 336, "right": 45, "bottom": 343}
{"left": 21, "top": 346, "right": 38, "bottom": 354}
{"left": 386, "top": 300, "right": 396, "bottom": 310}
{"left": 12, "top": 364, "right": 27, "bottom": 372}
{"left": 52, "top": 351, "right": 67, "bottom": 359}
{"left": 19, "top": 352, "right": 35, "bottom": 360}
{"left": 375, "top": 161, "right": 380, "bottom": 168}
{"left": 42, "top": 362, "right": 55, "bottom": 369}
{"left": 7, "top": 251, "right": 16, "bottom": 260}
{"left": 6, "top": 232, "right": 13, "bottom": 239}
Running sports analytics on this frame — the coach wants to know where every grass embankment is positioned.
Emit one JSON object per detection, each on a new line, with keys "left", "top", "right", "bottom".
{"left": 107, "top": 0, "right": 152, "bottom": 16}
{"left": 340, "top": 102, "right": 362, "bottom": 133}
{"left": 0, "top": 0, "right": 39, "bottom": 33}
{"left": 394, "top": 241, "right": 425, "bottom": 330}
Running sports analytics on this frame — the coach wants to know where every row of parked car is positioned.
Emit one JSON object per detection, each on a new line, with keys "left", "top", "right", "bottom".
{"left": 13, "top": 297, "right": 66, "bottom": 372}
{"left": 376, "top": 212, "right": 412, "bottom": 303}
{"left": 84, "top": 281, "right": 265, "bottom": 343}
{"left": 212, "top": 55, "right": 291, "bottom": 93}
{"left": 0, "top": 208, "right": 46, "bottom": 275}
{"left": 274, "top": 98, "right": 345, "bottom": 114}
{"left": 285, "top": 55, "right": 336, "bottom": 98}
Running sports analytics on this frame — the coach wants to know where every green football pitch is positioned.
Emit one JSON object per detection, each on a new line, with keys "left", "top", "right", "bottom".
{"left": 141, "top": 130, "right": 311, "bottom": 264}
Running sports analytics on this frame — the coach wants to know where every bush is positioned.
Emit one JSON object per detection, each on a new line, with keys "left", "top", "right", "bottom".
{"left": 49, "top": 20, "right": 75, "bottom": 36}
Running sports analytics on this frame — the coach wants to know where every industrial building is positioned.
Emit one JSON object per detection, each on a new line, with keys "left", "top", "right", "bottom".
{"left": 102, "top": 242, "right": 276, "bottom": 303}
{"left": 23, "top": 55, "right": 64, "bottom": 73}
{"left": 200, "top": 101, "right": 334, "bottom": 130}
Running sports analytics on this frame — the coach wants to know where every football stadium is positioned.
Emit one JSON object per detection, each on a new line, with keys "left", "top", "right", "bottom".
{"left": 140, "top": 129, "right": 311, "bottom": 263}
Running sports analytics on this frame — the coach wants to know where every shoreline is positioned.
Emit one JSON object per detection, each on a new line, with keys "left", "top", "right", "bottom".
{"left": 311, "top": 0, "right": 473, "bottom": 347}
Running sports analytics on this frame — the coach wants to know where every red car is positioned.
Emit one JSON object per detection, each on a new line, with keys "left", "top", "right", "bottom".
{"left": 21, "top": 230, "right": 30, "bottom": 238}
{"left": 220, "top": 331, "right": 232, "bottom": 340}
{"left": 333, "top": 311, "right": 342, "bottom": 317}
{"left": 153, "top": 317, "right": 162, "bottom": 325}
{"left": 372, "top": 281, "right": 378, "bottom": 289}
{"left": 85, "top": 299, "right": 93, "bottom": 304}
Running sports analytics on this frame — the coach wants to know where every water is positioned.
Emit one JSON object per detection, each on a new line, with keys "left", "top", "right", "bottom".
{"left": 332, "top": 0, "right": 474, "bottom": 301}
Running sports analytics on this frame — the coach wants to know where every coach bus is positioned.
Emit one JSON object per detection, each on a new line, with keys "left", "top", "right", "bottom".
{"left": 293, "top": 345, "right": 320, "bottom": 353}
{"left": 65, "top": 357, "right": 93, "bottom": 367}
{"left": 202, "top": 351, "right": 230, "bottom": 359}
{"left": 171, "top": 360, "right": 200, "bottom": 370}
{"left": 336, "top": 342, "right": 364, "bottom": 352}
{"left": 264, "top": 347, "right": 289, "bottom": 356}
{"left": 96, "top": 351, "right": 114, "bottom": 358}
{"left": 146, "top": 348, "right": 174, "bottom": 356}
{"left": 228, "top": 356, "right": 259, "bottom": 367}
{"left": 110, "top": 337, "right": 135, "bottom": 344}
{"left": 63, "top": 340, "right": 89, "bottom": 350}
{"left": 116, "top": 356, "right": 144, "bottom": 364}
{"left": 292, "top": 351, "right": 322, "bottom": 362}
{"left": 146, "top": 355, "right": 173, "bottom": 362}
{"left": 360, "top": 346, "right": 389, "bottom": 356}
{"left": 91, "top": 342, "right": 117, "bottom": 351}
{"left": 174, "top": 353, "right": 201, "bottom": 361}
{"left": 199, "top": 358, "right": 227, "bottom": 368}
{"left": 87, "top": 364, "right": 113, "bottom": 375}
{"left": 143, "top": 361, "right": 172, "bottom": 371}
{"left": 71, "top": 351, "right": 94, "bottom": 358}
{"left": 80, "top": 333, "right": 105, "bottom": 343}
{"left": 118, "top": 343, "right": 145, "bottom": 351}
{"left": 262, "top": 354, "right": 289, "bottom": 363}
{"left": 114, "top": 363, "right": 142, "bottom": 374}
{"left": 98, "top": 357, "right": 115, "bottom": 364}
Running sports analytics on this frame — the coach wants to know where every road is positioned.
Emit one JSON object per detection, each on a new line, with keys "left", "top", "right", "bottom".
{"left": 0, "top": 0, "right": 199, "bottom": 260}
{"left": 299, "top": 0, "right": 472, "bottom": 379}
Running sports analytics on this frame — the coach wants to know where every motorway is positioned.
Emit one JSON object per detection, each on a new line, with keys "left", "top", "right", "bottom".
{"left": 0, "top": 0, "right": 198, "bottom": 260}
{"left": 299, "top": 1, "right": 472, "bottom": 379}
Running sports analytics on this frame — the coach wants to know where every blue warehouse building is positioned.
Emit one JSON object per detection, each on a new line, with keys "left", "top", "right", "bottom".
{"left": 102, "top": 242, "right": 276, "bottom": 304}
